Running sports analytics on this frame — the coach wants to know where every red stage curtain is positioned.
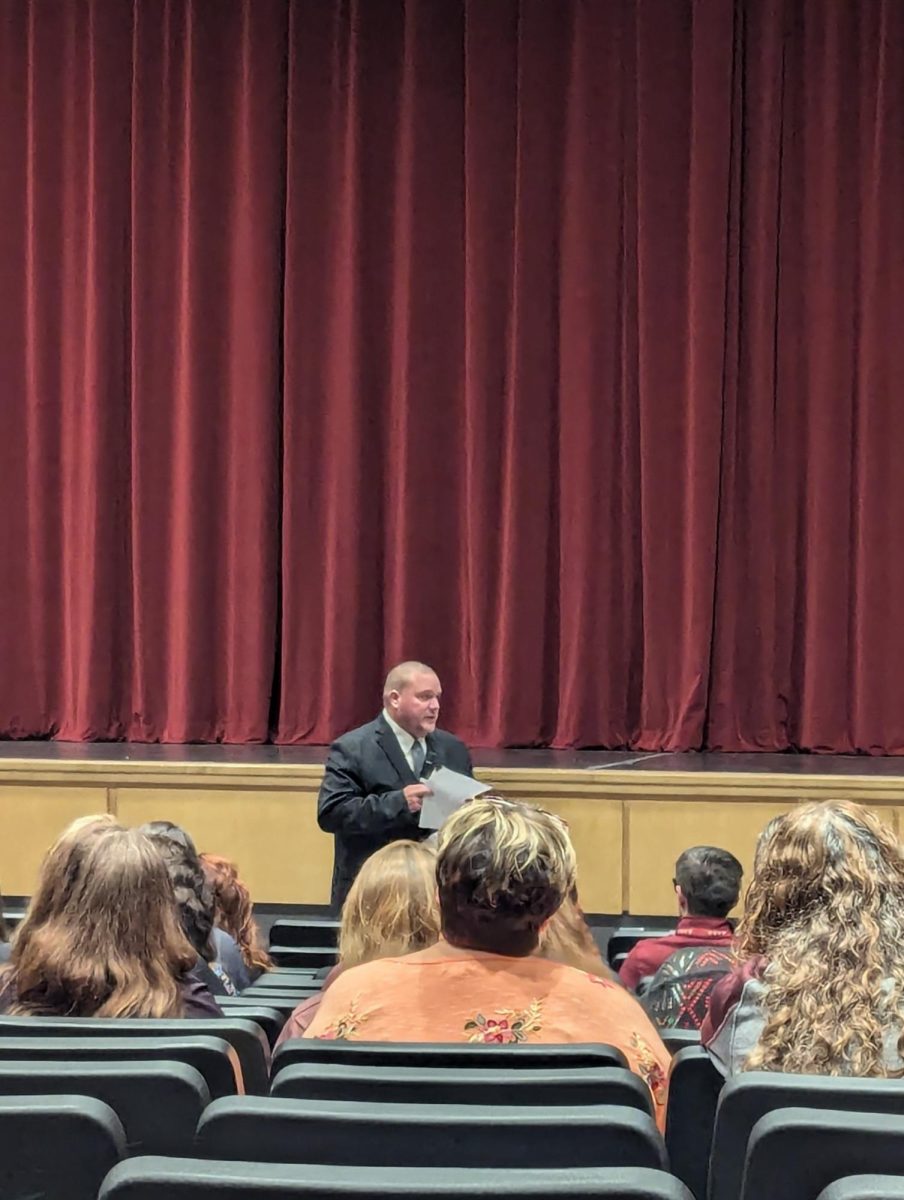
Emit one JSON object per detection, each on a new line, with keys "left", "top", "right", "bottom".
{"left": 1, "top": 0, "right": 903, "bottom": 751}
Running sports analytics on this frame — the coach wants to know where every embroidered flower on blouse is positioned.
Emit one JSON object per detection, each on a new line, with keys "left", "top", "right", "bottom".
{"left": 464, "top": 1000, "right": 544, "bottom": 1044}
{"left": 317, "top": 1000, "right": 367, "bottom": 1041}
{"left": 631, "top": 1032, "right": 668, "bottom": 1105}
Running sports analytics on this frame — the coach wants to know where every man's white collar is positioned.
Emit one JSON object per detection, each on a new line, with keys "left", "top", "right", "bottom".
{"left": 382, "top": 708, "right": 420, "bottom": 750}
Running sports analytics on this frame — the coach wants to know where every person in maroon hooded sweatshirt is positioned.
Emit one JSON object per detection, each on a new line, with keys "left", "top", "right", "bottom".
{"left": 619, "top": 846, "right": 742, "bottom": 991}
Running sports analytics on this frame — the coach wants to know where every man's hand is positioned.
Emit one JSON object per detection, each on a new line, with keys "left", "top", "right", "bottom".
{"left": 403, "top": 783, "right": 432, "bottom": 813}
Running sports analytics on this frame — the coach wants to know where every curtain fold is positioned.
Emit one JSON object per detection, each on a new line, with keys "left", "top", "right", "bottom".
{"left": 0, "top": 0, "right": 132, "bottom": 738}
{"left": 128, "top": 0, "right": 286, "bottom": 740}
{"left": 2, "top": 0, "right": 904, "bottom": 751}
{"left": 708, "top": 0, "right": 904, "bottom": 752}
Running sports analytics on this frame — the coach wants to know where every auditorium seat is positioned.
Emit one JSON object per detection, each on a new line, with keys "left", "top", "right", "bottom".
{"left": 195, "top": 1097, "right": 667, "bottom": 1169}
{"left": 817, "top": 1179, "right": 904, "bottom": 1200}
{"left": 0, "top": 1094, "right": 125, "bottom": 1200}
{"left": 99, "top": 1158, "right": 695, "bottom": 1199}
{"left": 663, "top": 1046, "right": 723, "bottom": 1200}
{"left": 659, "top": 1029, "right": 701, "bottom": 1053}
{"left": 268, "top": 918, "right": 340, "bottom": 948}
{"left": 220, "top": 994, "right": 312, "bottom": 1019}
{"left": 271, "top": 1063, "right": 653, "bottom": 1112}
{"left": 267, "top": 945, "right": 338, "bottom": 970}
{"left": 2, "top": 906, "right": 25, "bottom": 930}
{"left": 246, "top": 969, "right": 321, "bottom": 988}
{"left": 213, "top": 999, "right": 288, "bottom": 1042}
{"left": 606, "top": 929, "right": 666, "bottom": 970}
{"left": 741, "top": 1108, "right": 904, "bottom": 1200}
{"left": 269, "top": 1038, "right": 630, "bottom": 1080}
{"left": 240, "top": 985, "right": 321, "bottom": 1004}
{"left": 0, "top": 1034, "right": 240, "bottom": 1100}
{"left": 0, "top": 1015, "right": 270, "bottom": 1095}
{"left": 0, "top": 1060, "right": 209, "bottom": 1155}
{"left": 710, "top": 1073, "right": 904, "bottom": 1200}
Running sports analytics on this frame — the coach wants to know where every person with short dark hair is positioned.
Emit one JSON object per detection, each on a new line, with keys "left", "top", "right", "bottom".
{"left": 619, "top": 845, "right": 742, "bottom": 991}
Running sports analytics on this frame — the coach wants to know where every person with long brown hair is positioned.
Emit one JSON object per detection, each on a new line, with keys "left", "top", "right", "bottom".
{"left": 703, "top": 800, "right": 904, "bottom": 1076}
{"left": 0, "top": 815, "right": 221, "bottom": 1018}
{"left": 277, "top": 839, "right": 440, "bottom": 1043}
{"left": 200, "top": 853, "right": 273, "bottom": 985}
{"left": 539, "top": 890, "right": 618, "bottom": 981}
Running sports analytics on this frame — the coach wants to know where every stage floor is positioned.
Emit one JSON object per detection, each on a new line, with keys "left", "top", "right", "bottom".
{"left": 3, "top": 740, "right": 904, "bottom": 777}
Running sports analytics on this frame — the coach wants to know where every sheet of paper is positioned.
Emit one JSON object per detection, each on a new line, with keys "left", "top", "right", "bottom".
{"left": 418, "top": 766, "right": 492, "bottom": 831}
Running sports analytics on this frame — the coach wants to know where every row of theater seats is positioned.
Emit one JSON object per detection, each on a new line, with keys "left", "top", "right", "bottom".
{"left": 2, "top": 1003, "right": 904, "bottom": 1199}
{"left": 264, "top": 917, "right": 666, "bottom": 972}
{"left": 2, "top": 914, "right": 903, "bottom": 1198}
{"left": 1, "top": 911, "right": 653, "bottom": 971}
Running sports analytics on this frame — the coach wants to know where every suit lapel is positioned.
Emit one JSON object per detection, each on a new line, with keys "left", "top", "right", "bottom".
{"left": 375, "top": 715, "right": 417, "bottom": 784}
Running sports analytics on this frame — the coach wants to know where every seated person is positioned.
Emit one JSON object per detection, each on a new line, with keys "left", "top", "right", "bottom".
{"left": 201, "top": 853, "right": 273, "bottom": 988}
{"left": 619, "top": 845, "right": 742, "bottom": 991}
{"left": 0, "top": 815, "right": 220, "bottom": 1017}
{"left": 703, "top": 800, "right": 904, "bottom": 1076}
{"left": 141, "top": 821, "right": 242, "bottom": 995}
{"left": 304, "top": 796, "right": 671, "bottom": 1128}
{"left": 641, "top": 941, "right": 737, "bottom": 1031}
{"left": 540, "top": 890, "right": 620, "bottom": 982}
{"left": 277, "top": 839, "right": 439, "bottom": 1043}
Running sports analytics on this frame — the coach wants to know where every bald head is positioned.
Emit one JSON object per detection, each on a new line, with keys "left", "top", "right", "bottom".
{"left": 383, "top": 661, "right": 435, "bottom": 698}
{"left": 383, "top": 661, "right": 442, "bottom": 739}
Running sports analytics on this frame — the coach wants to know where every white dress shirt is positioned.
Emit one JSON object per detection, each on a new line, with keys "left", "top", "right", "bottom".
{"left": 382, "top": 708, "right": 426, "bottom": 776}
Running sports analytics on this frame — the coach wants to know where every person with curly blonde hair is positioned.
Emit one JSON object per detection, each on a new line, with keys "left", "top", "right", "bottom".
{"left": 304, "top": 796, "right": 670, "bottom": 1127}
{"left": 702, "top": 799, "right": 904, "bottom": 1077}
{"left": 277, "top": 839, "right": 439, "bottom": 1043}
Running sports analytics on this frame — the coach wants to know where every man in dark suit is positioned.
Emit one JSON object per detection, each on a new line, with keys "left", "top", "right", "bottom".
{"left": 317, "top": 661, "right": 473, "bottom": 910}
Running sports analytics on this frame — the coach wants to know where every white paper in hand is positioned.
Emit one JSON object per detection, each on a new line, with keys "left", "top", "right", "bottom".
{"left": 418, "top": 766, "right": 491, "bottom": 831}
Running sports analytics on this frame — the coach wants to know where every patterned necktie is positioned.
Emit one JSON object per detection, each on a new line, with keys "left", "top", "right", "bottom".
{"left": 411, "top": 738, "right": 426, "bottom": 777}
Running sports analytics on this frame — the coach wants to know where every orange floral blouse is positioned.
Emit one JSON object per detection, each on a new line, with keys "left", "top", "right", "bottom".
{"left": 302, "top": 952, "right": 670, "bottom": 1129}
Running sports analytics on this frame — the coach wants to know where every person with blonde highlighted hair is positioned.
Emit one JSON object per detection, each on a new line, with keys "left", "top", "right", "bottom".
{"left": 703, "top": 800, "right": 904, "bottom": 1077}
{"left": 304, "top": 796, "right": 670, "bottom": 1128}
{"left": 0, "top": 815, "right": 221, "bottom": 1018}
{"left": 277, "top": 839, "right": 440, "bottom": 1044}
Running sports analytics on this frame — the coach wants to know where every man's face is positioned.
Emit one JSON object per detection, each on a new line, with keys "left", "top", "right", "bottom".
{"left": 389, "top": 671, "right": 442, "bottom": 739}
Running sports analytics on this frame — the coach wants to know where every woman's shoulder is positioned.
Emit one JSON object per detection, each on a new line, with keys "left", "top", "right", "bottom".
{"left": 181, "top": 969, "right": 225, "bottom": 1017}
{"left": 318, "top": 956, "right": 407, "bottom": 994}
{"left": 536, "top": 957, "right": 629, "bottom": 995}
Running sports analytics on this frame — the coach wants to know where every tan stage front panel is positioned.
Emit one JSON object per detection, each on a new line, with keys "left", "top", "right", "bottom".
{"left": 0, "top": 786, "right": 108, "bottom": 896}
{"left": 1, "top": 759, "right": 902, "bottom": 912}
{"left": 115, "top": 786, "right": 332, "bottom": 905}
{"left": 625, "top": 798, "right": 899, "bottom": 915}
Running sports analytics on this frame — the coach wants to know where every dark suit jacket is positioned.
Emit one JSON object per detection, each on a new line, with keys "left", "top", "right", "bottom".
{"left": 317, "top": 713, "right": 473, "bottom": 909}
